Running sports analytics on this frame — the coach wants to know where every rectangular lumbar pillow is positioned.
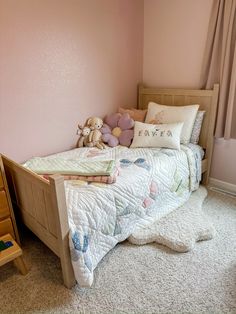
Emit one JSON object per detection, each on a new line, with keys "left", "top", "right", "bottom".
{"left": 145, "top": 102, "right": 199, "bottom": 144}
{"left": 130, "top": 121, "right": 184, "bottom": 150}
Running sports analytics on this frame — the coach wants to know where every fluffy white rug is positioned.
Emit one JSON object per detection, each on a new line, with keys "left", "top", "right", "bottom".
{"left": 129, "top": 186, "right": 216, "bottom": 252}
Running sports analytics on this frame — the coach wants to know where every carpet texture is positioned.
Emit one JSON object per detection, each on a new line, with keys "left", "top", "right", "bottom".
{"left": 0, "top": 190, "right": 236, "bottom": 314}
{"left": 129, "top": 186, "right": 216, "bottom": 252}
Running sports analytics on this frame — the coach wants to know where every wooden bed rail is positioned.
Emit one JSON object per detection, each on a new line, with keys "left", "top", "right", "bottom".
{"left": 1, "top": 155, "right": 76, "bottom": 288}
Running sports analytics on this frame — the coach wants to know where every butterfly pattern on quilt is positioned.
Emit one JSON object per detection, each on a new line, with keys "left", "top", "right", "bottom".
{"left": 142, "top": 180, "right": 158, "bottom": 208}
{"left": 86, "top": 149, "right": 106, "bottom": 158}
{"left": 113, "top": 200, "right": 136, "bottom": 236}
{"left": 119, "top": 158, "right": 150, "bottom": 171}
{"left": 71, "top": 231, "right": 92, "bottom": 272}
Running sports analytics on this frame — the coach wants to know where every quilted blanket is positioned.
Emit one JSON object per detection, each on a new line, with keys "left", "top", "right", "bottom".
{"left": 44, "top": 144, "right": 202, "bottom": 287}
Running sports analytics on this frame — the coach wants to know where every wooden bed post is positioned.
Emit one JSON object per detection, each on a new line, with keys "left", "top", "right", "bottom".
{"left": 49, "top": 175, "right": 76, "bottom": 288}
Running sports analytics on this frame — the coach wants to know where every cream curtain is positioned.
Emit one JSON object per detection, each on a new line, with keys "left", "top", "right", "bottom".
{"left": 201, "top": 0, "right": 236, "bottom": 139}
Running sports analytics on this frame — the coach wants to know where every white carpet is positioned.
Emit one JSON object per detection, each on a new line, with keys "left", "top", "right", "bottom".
{"left": 0, "top": 190, "right": 236, "bottom": 314}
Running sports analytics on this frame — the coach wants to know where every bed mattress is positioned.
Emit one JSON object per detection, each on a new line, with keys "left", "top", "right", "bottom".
{"left": 42, "top": 144, "right": 203, "bottom": 287}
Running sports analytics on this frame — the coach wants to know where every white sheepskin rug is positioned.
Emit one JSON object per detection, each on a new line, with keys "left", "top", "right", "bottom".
{"left": 128, "top": 186, "right": 216, "bottom": 252}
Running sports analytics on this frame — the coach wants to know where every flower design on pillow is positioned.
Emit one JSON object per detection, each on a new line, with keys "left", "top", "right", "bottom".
{"left": 149, "top": 110, "right": 165, "bottom": 124}
{"left": 101, "top": 113, "right": 134, "bottom": 147}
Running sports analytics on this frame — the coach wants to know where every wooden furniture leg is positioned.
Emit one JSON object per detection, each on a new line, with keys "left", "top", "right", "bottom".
{"left": 13, "top": 256, "right": 28, "bottom": 275}
{"left": 0, "top": 233, "right": 28, "bottom": 276}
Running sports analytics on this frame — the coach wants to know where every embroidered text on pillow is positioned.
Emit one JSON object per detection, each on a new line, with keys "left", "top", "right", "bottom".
{"left": 138, "top": 127, "right": 173, "bottom": 137}
{"left": 130, "top": 121, "right": 184, "bottom": 150}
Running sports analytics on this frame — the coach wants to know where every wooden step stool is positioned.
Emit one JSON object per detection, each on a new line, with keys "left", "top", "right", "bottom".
{"left": 0, "top": 233, "right": 28, "bottom": 275}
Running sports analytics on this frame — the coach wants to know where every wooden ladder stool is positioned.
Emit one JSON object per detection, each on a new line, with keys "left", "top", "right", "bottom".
{"left": 0, "top": 233, "right": 28, "bottom": 275}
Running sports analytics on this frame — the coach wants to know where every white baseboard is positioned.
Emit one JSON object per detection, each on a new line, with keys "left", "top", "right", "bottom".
{"left": 208, "top": 178, "right": 236, "bottom": 196}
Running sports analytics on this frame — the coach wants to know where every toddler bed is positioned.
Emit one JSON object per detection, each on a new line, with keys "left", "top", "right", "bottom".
{"left": 1, "top": 84, "right": 219, "bottom": 288}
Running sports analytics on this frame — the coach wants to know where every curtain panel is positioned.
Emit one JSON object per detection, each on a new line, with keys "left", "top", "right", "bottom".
{"left": 201, "top": 0, "right": 236, "bottom": 139}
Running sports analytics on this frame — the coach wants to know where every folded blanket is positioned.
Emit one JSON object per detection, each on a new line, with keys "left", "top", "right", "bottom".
{"left": 23, "top": 158, "right": 116, "bottom": 176}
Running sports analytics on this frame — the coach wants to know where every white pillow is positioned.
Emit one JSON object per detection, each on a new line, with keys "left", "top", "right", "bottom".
{"left": 145, "top": 102, "right": 199, "bottom": 144}
{"left": 130, "top": 121, "right": 184, "bottom": 150}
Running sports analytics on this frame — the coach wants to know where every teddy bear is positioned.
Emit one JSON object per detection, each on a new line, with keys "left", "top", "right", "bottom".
{"left": 86, "top": 117, "right": 106, "bottom": 150}
{"left": 76, "top": 124, "right": 93, "bottom": 148}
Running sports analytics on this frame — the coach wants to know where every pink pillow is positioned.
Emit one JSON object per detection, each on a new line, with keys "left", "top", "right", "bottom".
{"left": 118, "top": 107, "right": 147, "bottom": 123}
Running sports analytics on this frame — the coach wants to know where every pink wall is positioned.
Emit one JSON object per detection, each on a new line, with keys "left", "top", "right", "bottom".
{"left": 1, "top": 0, "right": 235, "bottom": 184}
{"left": 211, "top": 139, "right": 236, "bottom": 185}
{"left": 143, "top": 0, "right": 213, "bottom": 88}
{"left": 0, "top": 0, "right": 143, "bottom": 162}
{"left": 143, "top": 0, "right": 236, "bottom": 185}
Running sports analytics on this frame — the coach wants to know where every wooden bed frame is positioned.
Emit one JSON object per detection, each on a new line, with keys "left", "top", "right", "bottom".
{"left": 1, "top": 84, "right": 219, "bottom": 288}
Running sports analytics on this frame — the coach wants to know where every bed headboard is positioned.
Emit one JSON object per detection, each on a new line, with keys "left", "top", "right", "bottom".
{"left": 138, "top": 84, "right": 219, "bottom": 183}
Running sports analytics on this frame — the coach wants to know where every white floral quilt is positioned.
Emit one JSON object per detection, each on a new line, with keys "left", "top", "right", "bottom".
{"left": 43, "top": 144, "right": 203, "bottom": 287}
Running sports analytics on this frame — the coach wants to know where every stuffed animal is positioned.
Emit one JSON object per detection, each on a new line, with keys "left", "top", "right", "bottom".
{"left": 76, "top": 124, "right": 93, "bottom": 148}
{"left": 86, "top": 117, "right": 106, "bottom": 150}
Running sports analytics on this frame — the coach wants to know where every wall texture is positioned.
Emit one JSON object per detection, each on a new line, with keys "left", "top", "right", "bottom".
{"left": 143, "top": 0, "right": 236, "bottom": 185}
{"left": 0, "top": 0, "right": 143, "bottom": 162}
{"left": 143, "top": 0, "right": 213, "bottom": 88}
{"left": 211, "top": 138, "right": 236, "bottom": 185}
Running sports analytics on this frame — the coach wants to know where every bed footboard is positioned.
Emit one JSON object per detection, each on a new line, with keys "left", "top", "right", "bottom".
{"left": 1, "top": 155, "right": 76, "bottom": 288}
